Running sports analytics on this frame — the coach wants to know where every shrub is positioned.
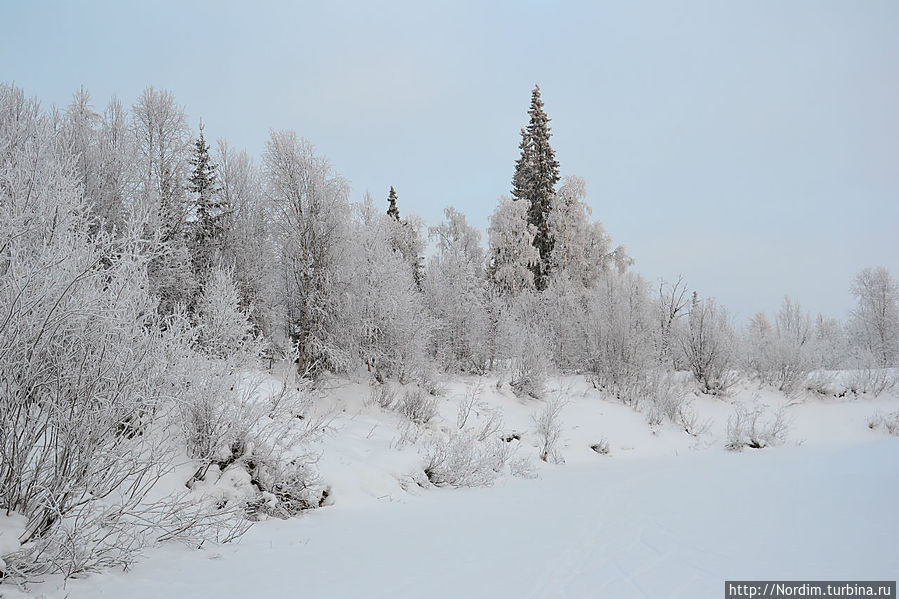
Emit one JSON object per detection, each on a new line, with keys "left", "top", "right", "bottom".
{"left": 367, "top": 383, "right": 397, "bottom": 410}
{"left": 534, "top": 397, "right": 567, "bottom": 463}
{"left": 423, "top": 432, "right": 508, "bottom": 487}
{"left": 400, "top": 388, "right": 439, "bottom": 425}
{"left": 845, "top": 363, "right": 896, "bottom": 397}
{"left": 679, "top": 296, "right": 739, "bottom": 395}
{"left": 725, "top": 403, "right": 790, "bottom": 450}
{"left": 591, "top": 438, "right": 611, "bottom": 455}
{"left": 867, "top": 411, "right": 899, "bottom": 436}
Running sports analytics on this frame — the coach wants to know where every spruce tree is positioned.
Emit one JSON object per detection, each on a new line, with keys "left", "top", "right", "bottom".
{"left": 188, "top": 122, "right": 224, "bottom": 281}
{"left": 387, "top": 185, "right": 400, "bottom": 221}
{"left": 511, "top": 85, "right": 560, "bottom": 290}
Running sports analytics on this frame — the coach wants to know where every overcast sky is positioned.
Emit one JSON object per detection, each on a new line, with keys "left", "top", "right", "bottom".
{"left": 2, "top": 0, "right": 897, "bottom": 321}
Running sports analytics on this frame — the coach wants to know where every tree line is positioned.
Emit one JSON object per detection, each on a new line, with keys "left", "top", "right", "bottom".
{"left": 1, "top": 80, "right": 897, "bottom": 576}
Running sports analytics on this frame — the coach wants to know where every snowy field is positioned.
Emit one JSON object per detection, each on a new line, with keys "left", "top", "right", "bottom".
{"left": 9, "top": 374, "right": 899, "bottom": 599}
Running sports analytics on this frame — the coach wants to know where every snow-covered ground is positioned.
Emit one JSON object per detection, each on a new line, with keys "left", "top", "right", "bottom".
{"left": 7, "top": 374, "right": 899, "bottom": 599}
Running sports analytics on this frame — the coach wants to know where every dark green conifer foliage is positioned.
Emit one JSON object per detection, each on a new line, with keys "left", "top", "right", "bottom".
{"left": 188, "top": 122, "right": 225, "bottom": 281}
{"left": 511, "top": 85, "right": 560, "bottom": 290}
{"left": 387, "top": 186, "right": 400, "bottom": 221}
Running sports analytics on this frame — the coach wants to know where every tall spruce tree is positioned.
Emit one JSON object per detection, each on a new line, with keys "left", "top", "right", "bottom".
{"left": 386, "top": 185, "right": 400, "bottom": 221}
{"left": 511, "top": 85, "right": 560, "bottom": 290}
{"left": 188, "top": 122, "right": 224, "bottom": 282}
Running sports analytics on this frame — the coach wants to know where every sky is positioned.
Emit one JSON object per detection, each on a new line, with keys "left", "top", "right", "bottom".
{"left": 2, "top": 0, "right": 897, "bottom": 321}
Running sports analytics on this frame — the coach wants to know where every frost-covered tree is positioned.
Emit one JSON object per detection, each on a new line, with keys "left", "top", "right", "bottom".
{"left": 382, "top": 188, "right": 425, "bottom": 289}
{"left": 150, "top": 166, "right": 196, "bottom": 313}
{"left": 62, "top": 87, "right": 102, "bottom": 224}
{"left": 812, "top": 314, "right": 848, "bottom": 369}
{"left": 655, "top": 276, "right": 690, "bottom": 369}
{"left": 352, "top": 195, "right": 432, "bottom": 381}
{"left": 584, "top": 270, "right": 655, "bottom": 402}
{"left": 679, "top": 294, "right": 738, "bottom": 394}
{"left": 745, "top": 297, "right": 813, "bottom": 395}
{"left": 188, "top": 122, "right": 226, "bottom": 282}
{"left": 547, "top": 176, "right": 599, "bottom": 284}
{"left": 217, "top": 140, "right": 277, "bottom": 339}
{"left": 511, "top": 85, "right": 560, "bottom": 290}
{"left": 508, "top": 289, "right": 552, "bottom": 398}
{"left": 848, "top": 266, "right": 899, "bottom": 367}
{"left": 264, "top": 131, "right": 354, "bottom": 375}
{"left": 0, "top": 84, "right": 188, "bottom": 561}
{"left": 195, "top": 265, "right": 254, "bottom": 359}
{"left": 131, "top": 87, "right": 194, "bottom": 313}
{"left": 131, "top": 86, "right": 190, "bottom": 214}
{"left": 542, "top": 272, "right": 589, "bottom": 370}
{"left": 425, "top": 207, "right": 489, "bottom": 371}
{"left": 487, "top": 195, "right": 538, "bottom": 295}
{"left": 95, "top": 95, "right": 135, "bottom": 234}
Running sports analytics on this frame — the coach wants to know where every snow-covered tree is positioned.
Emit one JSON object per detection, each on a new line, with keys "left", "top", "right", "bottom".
{"left": 95, "top": 95, "right": 136, "bottom": 234}
{"left": 0, "top": 83, "right": 191, "bottom": 562}
{"left": 382, "top": 189, "right": 425, "bottom": 289}
{"left": 584, "top": 270, "right": 655, "bottom": 402}
{"left": 487, "top": 194, "right": 538, "bottom": 295}
{"left": 425, "top": 207, "right": 489, "bottom": 372}
{"left": 679, "top": 293, "right": 738, "bottom": 394}
{"left": 511, "top": 85, "right": 560, "bottom": 290}
{"left": 655, "top": 276, "right": 690, "bottom": 369}
{"left": 812, "top": 314, "right": 848, "bottom": 369}
{"left": 848, "top": 266, "right": 899, "bottom": 367}
{"left": 131, "top": 87, "right": 194, "bottom": 313}
{"left": 542, "top": 272, "right": 589, "bottom": 370}
{"left": 196, "top": 265, "right": 254, "bottom": 359}
{"left": 188, "top": 122, "right": 226, "bottom": 282}
{"left": 745, "top": 297, "right": 814, "bottom": 395}
{"left": 216, "top": 140, "right": 277, "bottom": 339}
{"left": 264, "top": 131, "right": 354, "bottom": 375}
{"left": 352, "top": 195, "right": 432, "bottom": 381}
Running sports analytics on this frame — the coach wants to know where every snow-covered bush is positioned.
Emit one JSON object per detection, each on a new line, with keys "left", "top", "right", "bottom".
{"left": 195, "top": 265, "right": 256, "bottom": 359}
{"left": 174, "top": 344, "right": 326, "bottom": 520}
{"left": 591, "top": 438, "right": 611, "bottom": 455}
{"left": 804, "top": 370, "right": 840, "bottom": 397}
{"left": 744, "top": 297, "right": 814, "bottom": 396}
{"left": 367, "top": 383, "right": 397, "bottom": 410}
{"left": 3, "top": 494, "right": 249, "bottom": 579}
{"left": 585, "top": 271, "right": 655, "bottom": 403}
{"left": 423, "top": 432, "right": 508, "bottom": 488}
{"left": 400, "top": 388, "right": 439, "bottom": 425}
{"left": 725, "top": 403, "right": 791, "bottom": 450}
{"left": 454, "top": 381, "right": 503, "bottom": 441}
{"left": 456, "top": 381, "right": 483, "bottom": 429}
{"left": 680, "top": 295, "right": 739, "bottom": 395}
{"left": 867, "top": 411, "right": 899, "bottom": 436}
{"left": 509, "top": 292, "right": 551, "bottom": 399}
{"left": 642, "top": 372, "right": 686, "bottom": 424}
{"left": 534, "top": 397, "right": 567, "bottom": 463}
{"left": 845, "top": 361, "right": 896, "bottom": 397}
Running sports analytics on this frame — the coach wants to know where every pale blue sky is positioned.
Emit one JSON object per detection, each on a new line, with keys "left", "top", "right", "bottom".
{"left": 2, "top": 0, "right": 897, "bottom": 321}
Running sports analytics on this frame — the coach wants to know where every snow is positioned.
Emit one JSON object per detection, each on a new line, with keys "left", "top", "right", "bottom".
{"left": 8, "top": 374, "right": 899, "bottom": 598}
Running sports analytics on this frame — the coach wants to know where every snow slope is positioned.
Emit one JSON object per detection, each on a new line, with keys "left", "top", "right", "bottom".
{"left": 27, "top": 441, "right": 898, "bottom": 599}
{"left": 8, "top": 374, "right": 899, "bottom": 599}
